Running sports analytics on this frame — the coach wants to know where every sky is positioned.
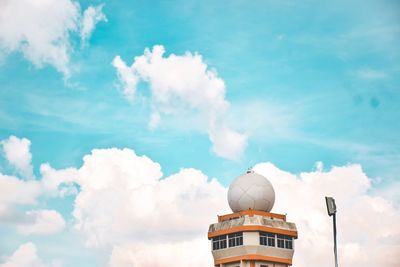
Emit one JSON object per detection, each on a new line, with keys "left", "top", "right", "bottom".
{"left": 0, "top": 0, "right": 399, "bottom": 266}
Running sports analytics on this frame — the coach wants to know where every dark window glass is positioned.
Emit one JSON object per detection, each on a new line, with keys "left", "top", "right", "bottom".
{"left": 221, "top": 239, "right": 227, "bottom": 249}
{"left": 212, "top": 235, "right": 227, "bottom": 250}
{"left": 285, "top": 236, "right": 293, "bottom": 249}
{"left": 277, "top": 234, "right": 285, "bottom": 248}
{"left": 238, "top": 235, "right": 243, "bottom": 246}
{"left": 260, "top": 232, "right": 275, "bottom": 247}
{"left": 228, "top": 232, "right": 243, "bottom": 247}
{"left": 260, "top": 232, "right": 267, "bottom": 246}
{"left": 267, "top": 233, "right": 275, "bottom": 247}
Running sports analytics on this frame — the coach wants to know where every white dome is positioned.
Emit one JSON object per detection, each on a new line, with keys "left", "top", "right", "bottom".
{"left": 227, "top": 170, "right": 275, "bottom": 212}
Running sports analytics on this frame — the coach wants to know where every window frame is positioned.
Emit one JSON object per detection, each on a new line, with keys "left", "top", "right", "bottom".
{"left": 228, "top": 232, "right": 243, "bottom": 247}
{"left": 284, "top": 235, "right": 293, "bottom": 249}
{"left": 277, "top": 234, "right": 285, "bottom": 248}
{"left": 212, "top": 235, "right": 227, "bottom": 250}
{"left": 260, "top": 232, "right": 275, "bottom": 247}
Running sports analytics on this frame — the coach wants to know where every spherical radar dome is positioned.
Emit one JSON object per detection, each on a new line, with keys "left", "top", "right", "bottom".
{"left": 228, "top": 170, "right": 275, "bottom": 212}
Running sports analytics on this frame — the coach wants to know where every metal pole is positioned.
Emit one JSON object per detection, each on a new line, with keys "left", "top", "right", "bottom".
{"left": 333, "top": 213, "right": 338, "bottom": 267}
{"left": 326, "top": 196, "right": 339, "bottom": 267}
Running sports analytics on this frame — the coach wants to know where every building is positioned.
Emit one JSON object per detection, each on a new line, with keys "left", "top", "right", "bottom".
{"left": 208, "top": 170, "right": 298, "bottom": 267}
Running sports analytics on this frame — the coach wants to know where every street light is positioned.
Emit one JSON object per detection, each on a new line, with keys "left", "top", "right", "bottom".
{"left": 325, "top": 197, "right": 338, "bottom": 267}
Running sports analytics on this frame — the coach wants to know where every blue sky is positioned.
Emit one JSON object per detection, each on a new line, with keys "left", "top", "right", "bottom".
{"left": 0, "top": 1, "right": 399, "bottom": 266}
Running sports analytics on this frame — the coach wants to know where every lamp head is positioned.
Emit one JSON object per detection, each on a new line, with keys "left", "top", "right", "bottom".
{"left": 325, "top": 196, "right": 337, "bottom": 216}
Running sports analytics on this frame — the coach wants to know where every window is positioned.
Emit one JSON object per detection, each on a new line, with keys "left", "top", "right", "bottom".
{"left": 277, "top": 234, "right": 293, "bottom": 249}
{"left": 228, "top": 232, "right": 243, "bottom": 247}
{"left": 260, "top": 265, "right": 269, "bottom": 267}
{"left": 277, "top": 234, "right": 285, "bottom": 248}
{"left": 212, "top": 235, "right": 227, "bottom": 250}
{"left": 260, "top": 232, "right": 275, "bottom": 247}
{"left": 284, "top": 236, "right": 293, "bottom": 249}
{"left": 261, "top": 232, "right": 293, "bottom": 249}
{"left": 212, "top": 233, "right": 244, "bottom": 250}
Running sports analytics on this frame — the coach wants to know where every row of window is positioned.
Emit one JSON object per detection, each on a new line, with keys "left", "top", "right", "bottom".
{"left": 260, "top": 232, "right": 293, "bottom": 249}
{"left": 212, "top": 232, "right": 293, "bottom": 250}
{"left": 212, "top": 232, "right": 243, "bottom": 250}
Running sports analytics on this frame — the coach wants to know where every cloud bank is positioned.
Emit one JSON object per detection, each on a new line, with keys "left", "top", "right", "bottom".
{"left": 0, "top": 0, "right": 106, "bottom": 78}
{"left": 73, "top": 148, "right": 228, "bottom": 266}
{"left": 253, "top": 162, "right": 400, "bottom": 267}
{"left": 73, "top": 150, "right": 400, "bottom": 266}
{"left": 0, "top": 136, "right": 399, "bottom": 267}
{"left": 112, "top": 45, "right": 247, "bottom": 160}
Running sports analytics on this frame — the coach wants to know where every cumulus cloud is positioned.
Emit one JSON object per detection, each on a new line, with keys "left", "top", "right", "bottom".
{"left": 0, "top": 173, "right": 40, "bottom": 208}
{"left": 0, "top": 161, "right": 41, "bottom": 223}
{"left": 1, "top": 136, "right": 34, "bottom": 179}
{"left": 0, "top": 136, "right": 75, "bottom": 234}
{"left": 109, "top": 238, "right": 211, "bottom": 267}
{"left": 80, "top": 4, "right": 107, "bottom": 45}
{"left": 72, "top": 148, "right": 228, "bottom": 265}
{"left": 1, "top": 135, "right": 399, "bottom": 266}
{"left": 40, "top": 163, "right": 78, "bottom": 197}
{"left": 0, "top": 136, "right": 228, "bottom": 265}
{"left": 16, "top": 209, "right": 66, "bottom": 235}
{"left": 0, "top": 174, "right": 67, "bottom": 235}
{"left": 253, "top": 162, "right": 400, "bottom": 267}
{"left": 0, "top": 242, "right": 62, "bottom": 267}
{"left": 112, "top": 45, "right": 247, "bottom": 160}
{"left": 72, "top": 148, "right": 400, "bottom": 266}
{"left": 0, "top": 135, "right": 78, "bottom": 201}
{"left": 0, "top": 0, "right": 106, "bottom": 78}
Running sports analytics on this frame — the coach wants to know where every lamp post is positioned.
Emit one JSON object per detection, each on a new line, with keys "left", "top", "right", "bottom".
{"left": 325, "top": 196, "right": 338, "bottom": 267}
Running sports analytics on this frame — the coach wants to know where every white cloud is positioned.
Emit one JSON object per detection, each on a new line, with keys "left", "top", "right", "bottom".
{"left": 0, "top": 136, "right": 76, "bottom": 231}
{"left": 0, "top": 173, "right": 67, "bottom": 235}
{"left": 209, "top": 122, "right": 247, "bottom": 160}
{"left": 40, "top": 163, "right": 78, "bottom": 197}
{"left": 0, "top": 134, "right": 77, "bottom": 193}
{"left": 112, "top": 56, "right": 140, "bottom": 102}
{"left": 112, "top": 45, "right": 247, "bottom": 160}
{"left": 109, "top": 238, "right": 212, "bottom": 267}
{"left": 0, "top": 135, "right": 78, "bottom": 197}
{"left": 80, "top": 4, "right": 107, "bottom": 45}
{"left": 253, "top": 162, "right": 400, "bottom": 267}
{"left": 0, "top": 0, "right": 106, "bottom": 78}
{"left": 1, "top": 136, "right": 398, "bottom": 266}
{"left": 72, "top": 147, "right": 400, "bottom": 266}
{"left": 71, "top": 147, "right": 228, "bottom": 265}
{"left": 0, "top": 173, "right": 40, "bottom": 207}
{"left": 0, "top": 242, "right": 62, "bottom": 267}
{"left": 373, "top": 183, "right": 400, "bottom": 209}
{"left": 1, "top": 136, "right": 34, "bottom": 179}
{"left": 16, "top": 209, "right": 66, "bottom": 235}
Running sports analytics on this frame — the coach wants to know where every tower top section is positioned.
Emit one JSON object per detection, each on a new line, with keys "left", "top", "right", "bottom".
{"left": 227, "top": 169, "right": 275, "bottom": 212}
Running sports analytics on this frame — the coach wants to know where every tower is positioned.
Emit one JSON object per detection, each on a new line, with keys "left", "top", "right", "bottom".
{"left": 208, "top": 170, "right": 298, "bottom": 267}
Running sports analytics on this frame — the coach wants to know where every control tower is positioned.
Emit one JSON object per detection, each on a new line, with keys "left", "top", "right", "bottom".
{"left": 208, "top": 170, "right": 298, "bottom": 267}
